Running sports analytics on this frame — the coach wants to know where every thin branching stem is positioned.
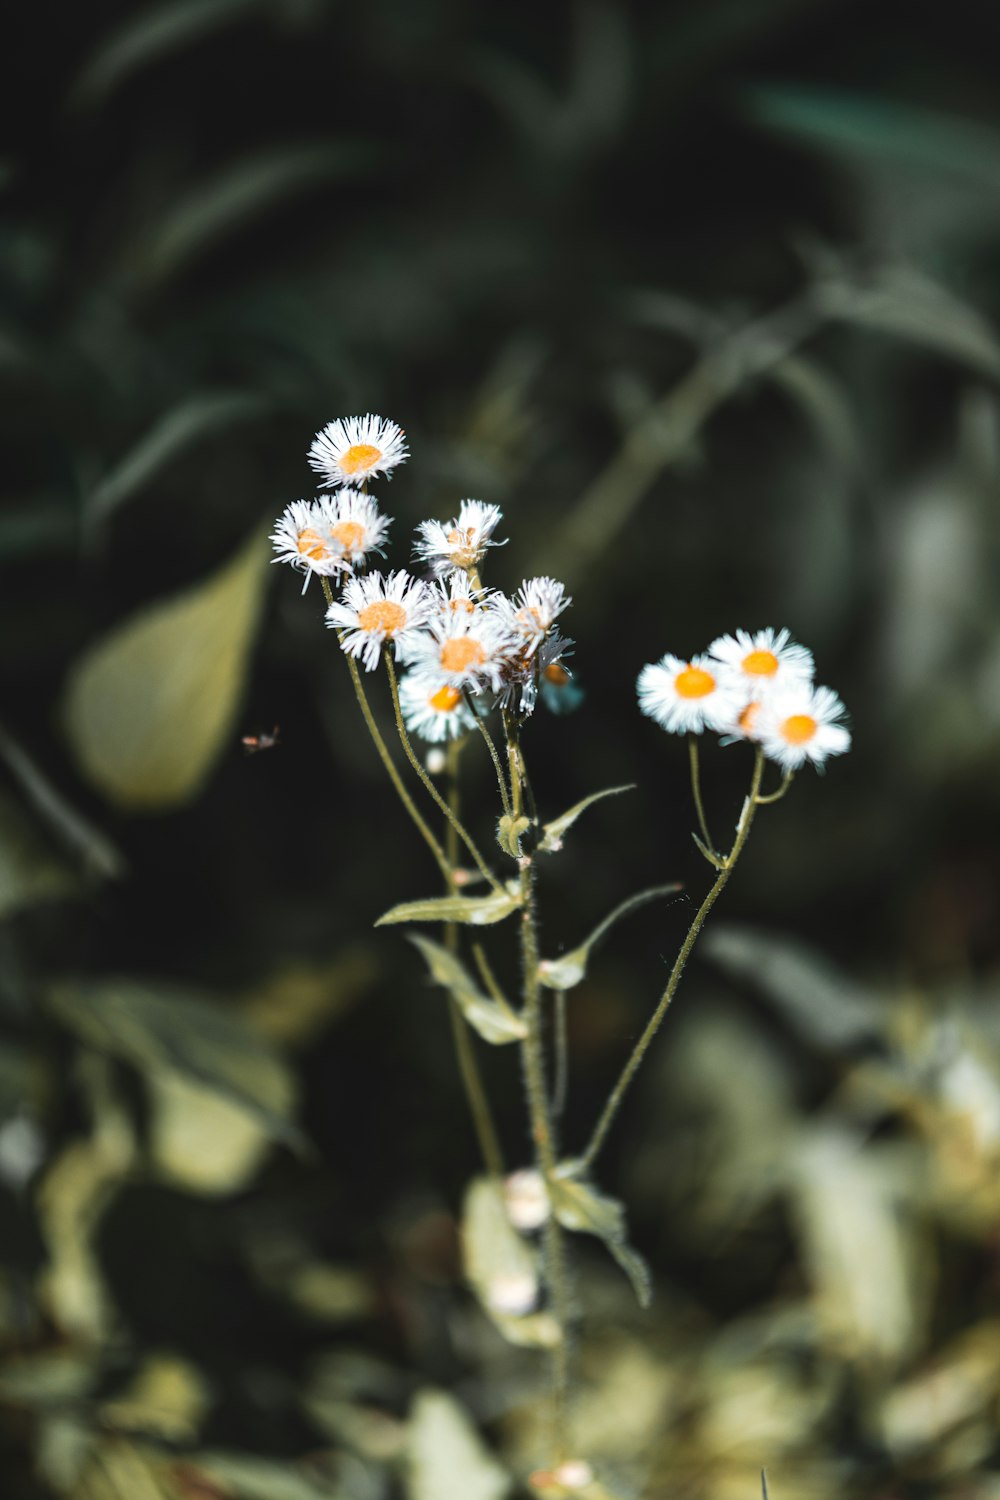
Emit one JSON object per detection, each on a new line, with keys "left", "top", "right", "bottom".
{"left": 383, "top": 650, "right": 503, "bottom": 894}
{"left": 463, "top": 688, "right": 512, "bottom": 818}
{"left": 321, "top": 580, "right": 452, "bottom": 886}
{"left": 755, "top": 770, "right": 795, "bottom": 805}
{"left": 688, "top": 736, "right": 716, "bottom": 854}
{"left": 580, "top": 748, "right": 766, "bottom": 1171}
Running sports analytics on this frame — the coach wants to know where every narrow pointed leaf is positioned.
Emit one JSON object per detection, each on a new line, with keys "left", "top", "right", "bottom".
{"left": 549, "top": 1163, "right": 652, "bottom": 1307}
{"left": 377, "top": 888, "right": 520, "bottom": 928}
{"left": 408, "top": 935, "right": 526, "bottom": 1045}
{"left": 538, "top": 883, "right": 681, "bottom": 990}
{"left": 538, "top": 784, "right": 634, "bottom": 853}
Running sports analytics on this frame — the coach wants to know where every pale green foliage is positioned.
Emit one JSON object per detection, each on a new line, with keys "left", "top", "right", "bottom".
{"left": 408, "top": 935, "right": 527, "bottom": 1045}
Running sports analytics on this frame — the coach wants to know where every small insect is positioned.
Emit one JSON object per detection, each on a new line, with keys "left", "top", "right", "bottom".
{"left": 241, "top": 725, "right": 281, "bottom": 755}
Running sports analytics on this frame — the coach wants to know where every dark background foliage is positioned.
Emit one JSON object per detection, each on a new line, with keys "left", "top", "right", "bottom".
{"left": 3, "top": 2, "right": 1000, "bottom": 1497}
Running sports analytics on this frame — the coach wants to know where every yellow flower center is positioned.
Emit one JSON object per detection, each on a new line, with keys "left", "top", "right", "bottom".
{"left": 544, "top": 662, "right": 570, "bottom": 686}
{"left": 330, "top": 520, "right": 365, "bottom": 554}
{"left": 742, "top": 649, "right": 779, "bottom": 676}
{"left": 357, "top": 600, "right": 406, "bottom": 636}
{"left": 738, "top": 701, "right": 762, "bottom": 736}
{"left": 449, "top": 596, "right": 475, "bottom": 614}
{"left": 440, "top": 637, "right": 486, "bottom": 673}
{"left": 445, "top": 526, "right": 478, "bottom": 567}
{"left": 675, "top": 665, "right": 715, "bottom": 699}
{"left": 781, "top": 713, "right": 817, "bottom": 745}
{"left": 340, "top": 442, "right": 381, "bottom": 475}
{"left": 430, "top": 684, "right": 462, "bottom": 712}
{"left": 296, "top": 527, "right": 327, "bottom": 562}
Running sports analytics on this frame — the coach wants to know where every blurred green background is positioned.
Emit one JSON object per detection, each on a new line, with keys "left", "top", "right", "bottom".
{"left": 3, "top": 1, "right": 1000, "bottom": 1496}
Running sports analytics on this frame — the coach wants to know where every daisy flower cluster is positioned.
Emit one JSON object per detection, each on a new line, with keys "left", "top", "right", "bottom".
{"left": 271, "top": 417, "right": 579, "bottom": 742}
{"left": 638, "top": 627, "right": 851, "bottom": 771}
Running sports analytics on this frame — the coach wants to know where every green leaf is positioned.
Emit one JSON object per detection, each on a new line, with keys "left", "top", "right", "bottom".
{"left": 70, "top": 0, "right": 267, "bottom": 111}
{"left": 819, "top": 265, "right": 1000, "bottom": 380}
{"left": 408, "top": 936, "right": 526, "bottom": 1045}
{"left": 87, "top": 391, "right": 268, "bottom": 523}
{"left": 538, "top": 883, "right": 681, "bottom": 990}
{"left": 538, "top": 783, "right": 634, "bottom": 853}
{"left": 130, "top": 143, "right": 381, "bottom": 289}
{"left": 407, "top": 1389, "right": 511, "bottom": 1500}
{"left": 62, "top": 524, "right": 270, "bottom": 809}
{"left": 46, "top": 978, "right": 299, "bottom": 1146}
{"left": 0, "top": 788, "right": 79, "bottom": 918}
{"left": 745, "top": 86, "right": 1000, "bottom": 191}
{"left": 376, "top": 887, "right": 521, "bottom": 929}
{"left": 549, "top": 1163, "right": 652, "bottom": 1307}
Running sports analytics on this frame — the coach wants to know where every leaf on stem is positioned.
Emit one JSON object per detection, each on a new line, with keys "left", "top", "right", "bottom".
{"left": 537, "top": 784, "right": 634, "bottom": 853}
{"left": 407, "top": 1388, "right": 511, "bottom": 1500}
{"left": 538, "top": 883, "right": 682, "bottom": 990}
{"left": 408, "top": 936, "right": 526, "bottom": 1045}
{"left": 549, "top": 1162, "right": 652, "bottom": 1307}
{"left": 376, "top": 887, "right": 521, "bottom": 929}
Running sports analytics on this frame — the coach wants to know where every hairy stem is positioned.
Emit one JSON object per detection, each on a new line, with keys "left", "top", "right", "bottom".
{"left": 321, "top": 581, "right": 452, "bottom": 885}
{"left": 384, "top": 651, "right": 503, "bottom": 893}
{"left": 688, "top": 735, "right": 716, "bottom": 854}
{"left": 581, "top": 748, "right": 766, "bottom": 1171}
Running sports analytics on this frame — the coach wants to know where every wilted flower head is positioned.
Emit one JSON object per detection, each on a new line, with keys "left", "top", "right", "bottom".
{"left": 493, "top": 576, "right": 571, "bottom": 657}
{"left": 756, "top": 683, "right": 851, "bottom": 771}
{"left": 414, "top": 500, "right": 505, "bottom": 578}
{"left": 499, "top": 629, "right": 574, "bottom": 717}
{"left": 325, "top": 570, "right": 431, "bottom": 672}
{"left": 308, "top": 414, "right": 409, "bottom": 488}
{"left": 637, "top": 653, "right": 744, "bottom": 735}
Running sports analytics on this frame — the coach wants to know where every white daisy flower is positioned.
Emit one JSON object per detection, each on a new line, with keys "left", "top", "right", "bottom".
{"left": 325, "top": 570, "right": 431, "bottom": 672}
{"left": 308, "top": 414, "right": 409, "bottom": 488}
{"left": 708, "top": 627, "right": 814, "bottom": 698}
{"left": 270, "top": 498, "right": 343, "bottom": 593}
{"left": 637, "top": 653, "right": 745, "bottom": 735}
{"left": 492, "top": 576, "right": 571, "bottom": 657}
{"left": 398, "top": 670, "right": 477, "bottom": 743}
{"left": 430, "top": 572, "right": 482, "bottom": 621}
{"left": 756, "top": 684, "right": 851, "bottom": 771}
{"left": 406, "top": 607, "right": 515, "bottom": 694}
{"left": 323, "top": 487, "right": 391, "bottom": 570}
{"left": 413, "top": 500, "right": 505, "bottom": 578}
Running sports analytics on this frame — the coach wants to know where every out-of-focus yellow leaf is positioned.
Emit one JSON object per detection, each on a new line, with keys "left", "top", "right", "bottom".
{"left": 240, "top": 947, "right": 377, "bottom": 1047}
{"left": 178, "top": 1450, "right": 343, "bottom": 1499}
{"left": 407, "top": 1389, "right": 511, "bottom": 1500}
{"left": 878, "top": 1321, "right": 1000, "bottom": 1455}
{"left": 62, "top": 525, "right": 269, "bottom": 809}
{"left": 789, "top": 1126, "right": 929, "bottom": 1368}
{"left": 100, "top": 1355, "right": 209, "bottom": 1442}
{"left": 36, "top": 1056, "right": 135, "bottom": 1342}
{"left": 48, "top": 979, "right": 298, "bottom": 1146}
{"left": 148, "top": 1070, "right": 273, "bottom": 1194}
{"left": 0, "top": 788, "right": 79, "bottom": 916}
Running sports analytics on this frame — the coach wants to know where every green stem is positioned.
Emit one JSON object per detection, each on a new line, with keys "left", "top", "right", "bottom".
{"left": 552, "top": 989, "right": 568, "bottom": 1121}
{"left": 383, "top": 651, "right": 503, "bottom": 894}
{"left": 321, "top": 581, "right": 452, "bottom": 886}
{"left": 580, "top": 748, "right": 766, "bottom": 1171}
{"left": 755, "top": 770, "right": 794, "bottom": 806}
{"left": 688, "top": 735, "right": 716, "bottom": 855}
{"left": 443, "top": 741, "right": 505, "bottom": 1179}
{"left": 464, "top": 691, "right": 513, "bottom": 819}
{"left": 508, "top": 721, "right": 571, "bottom": 1461}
